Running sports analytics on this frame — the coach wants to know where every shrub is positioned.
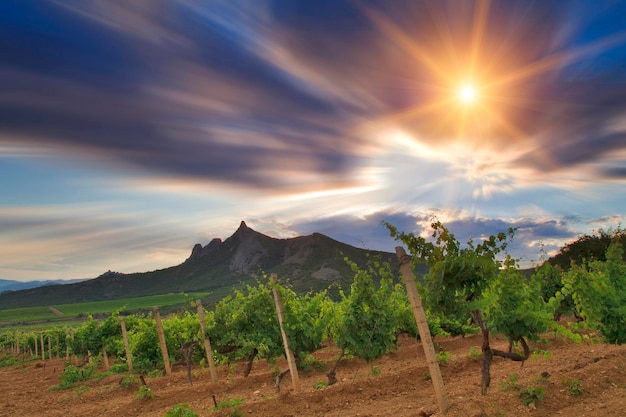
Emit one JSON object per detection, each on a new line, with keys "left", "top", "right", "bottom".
{"left": 519, "top": 385, "right": 545, "bottom": 406}
{"left": 436, "top": 351, "right": 451, "bottom": 365}
{"left": 564, "top": 378, "right": 583, "bottom": 396}
{"left": 468, "top": 346, "right": 481, "bottom": 362}
{"left": 313, "top": 381, "right": 328, "bottom": 390}
{"left": 120, "top": 374, "right": 139, "bottom": 389}
{"left": 164, "top": 403, "right": 198, "bottom": 417}
{"left": 55, "top": 364, "right": 95, "bottom": 389}
{"left": 134, "top": 385, "right": 154, "bottom": 400}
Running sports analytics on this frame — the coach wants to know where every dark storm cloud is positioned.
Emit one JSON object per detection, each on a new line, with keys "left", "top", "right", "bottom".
{"left": 1, "top": 0, "right": 626, "bottom": 189}
{"left": 286, "top": 210, "right": 580, "bottom": 265}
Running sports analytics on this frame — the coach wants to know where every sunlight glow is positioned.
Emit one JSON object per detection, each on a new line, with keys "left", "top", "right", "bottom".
{"left": 458, "top": 84, "right": 478, "bottom": 104}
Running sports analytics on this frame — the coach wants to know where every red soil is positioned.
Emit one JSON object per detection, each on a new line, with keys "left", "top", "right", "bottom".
{"left": 1, "top": 333, "right": 625, "bottom": 417}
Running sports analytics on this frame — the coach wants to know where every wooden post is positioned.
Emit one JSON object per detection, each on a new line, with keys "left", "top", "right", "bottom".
{"left": 15, "top": 333, "right": 19, "bottom": 356}
{"left": 196, "top": 300, "right": 218, "bottom": 382}
{"left": 119, "top": 316, "right": 133, "bottom": 372}
{"left": 56, "top": 333, "right": 60, "bottom": 358}
{"left": 40, "top": 333, "right": 45, "bottom": 360}
{"left": 35, "top": 333, "right": 38, "bottom": 357}
{"left": 270, "top": 274, "right": 300, "bottom": 392}
{"left": 153, "top": 307, "right": 172, "bottom": 376}
{"left": 396, "top": 247, "right": 449, "bottom": 414}
{"left": 48, "top": 334, "right": 52, "bottom": 360}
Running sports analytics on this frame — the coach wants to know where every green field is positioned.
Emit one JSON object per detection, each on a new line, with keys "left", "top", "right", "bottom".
{"left": 0, "top": 292, "right": 210, "bottom": 326}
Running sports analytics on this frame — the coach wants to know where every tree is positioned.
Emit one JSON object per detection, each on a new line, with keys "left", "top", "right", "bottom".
{"left": 387, "top": 220, "right": 554, "bottom": 394}
{"left": 549, "top": 227, "right": 626, "bottom": 270}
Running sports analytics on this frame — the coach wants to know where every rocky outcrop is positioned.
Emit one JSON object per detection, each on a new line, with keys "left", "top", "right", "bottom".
{"left": 229, "top": 235, "right": 268, "bottom": 274}
{"left": 311, "top": 267, "right": 342, "bottom": 281}
{"left": 187, "top": 238, "right": 224, "bottom": 261}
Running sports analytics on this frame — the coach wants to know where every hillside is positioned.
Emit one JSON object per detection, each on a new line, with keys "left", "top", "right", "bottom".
{"left": 0, "top": 221, "right": 404, "bottom": 310}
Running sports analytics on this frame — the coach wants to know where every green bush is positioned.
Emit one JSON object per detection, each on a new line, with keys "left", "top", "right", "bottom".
{"left": 120, "top": 374, "right": 139, "bottom": 388}
{"left": 0, "top": 354, "right": 20, "bottom": 368}
{"left": 56, "top": 364, "right": 95, "bottom": 389}
{"left": 134, "top": 385, "right": 154, "bottom": 400}
{"left": 164, "top": 403, "right": 198, "bottom": 417}
{"left": 468, "top": 346, "right": 481, "bottom": 361}
{"left": 436, "top": 351, "right": 451, "bottom": 365}
{"left": 564, "top": 378, "right": 583, "bottom": 396}
{"left": 519, "top": 385, "right": 545, "bottom": 406}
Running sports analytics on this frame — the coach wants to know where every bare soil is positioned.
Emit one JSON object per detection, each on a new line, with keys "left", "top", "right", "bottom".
{"left": 1, "top": 333, "right": 625, "bottom": 417}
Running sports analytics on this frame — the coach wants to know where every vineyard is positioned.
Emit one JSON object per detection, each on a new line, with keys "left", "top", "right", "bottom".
{"left": 1, "top": 223, "right": 626, "bottom": 416}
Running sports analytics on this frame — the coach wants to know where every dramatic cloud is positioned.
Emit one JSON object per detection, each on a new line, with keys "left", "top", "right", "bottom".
{"left": 1, "top": 0, "right": 625, "bottom": 280}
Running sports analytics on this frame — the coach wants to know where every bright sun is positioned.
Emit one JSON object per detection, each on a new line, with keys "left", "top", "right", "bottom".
{"left": 458, "top": 84, "right": 478, "bottom": 103}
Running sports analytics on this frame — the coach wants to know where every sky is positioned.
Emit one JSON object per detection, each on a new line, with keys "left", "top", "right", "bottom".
{"left": 1, "top": 0, "right": 626, "bottom": 282}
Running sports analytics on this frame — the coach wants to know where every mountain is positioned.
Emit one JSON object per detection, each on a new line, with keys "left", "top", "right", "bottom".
{"left": 0, "top": 278, "right": 88, "bottom": 293}
{"left": 0, "top": 221, "right": 408, "bottom": 310}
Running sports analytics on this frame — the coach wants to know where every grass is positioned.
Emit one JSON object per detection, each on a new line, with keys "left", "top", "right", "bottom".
{"left": 0, "top": 292, "right": 210, "bottom": 326}
{"left": 212, "top": 397, "right": 244, "bottom": 410}
{"left": 500, "top": 373, "right": 520, "bottom": 392}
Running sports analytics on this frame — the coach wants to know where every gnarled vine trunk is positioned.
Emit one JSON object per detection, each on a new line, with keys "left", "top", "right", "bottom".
{"left": 327, "top": 350, "right": 345, "bottom": 386}
{"left": 472, "top": 310, "right": 531, "bottom": 395}
{"left": 275, "top": 355, "right": 301, "bottom": 392}
{"left": 243, "top": 348, "right": 258, "bottom": 377}
{"left": 179, "top": 341, "right": 199, "bottom": 386}
{"left": 472, "top": 310, "right": 492, "bottom": 395}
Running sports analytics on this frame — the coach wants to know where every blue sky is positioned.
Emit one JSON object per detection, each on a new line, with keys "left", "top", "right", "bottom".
{"left": 1, "top": 0, "right": 625, "bottom": 281}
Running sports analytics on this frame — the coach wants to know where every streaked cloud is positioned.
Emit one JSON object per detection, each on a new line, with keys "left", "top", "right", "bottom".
{"left": 1, "top": 0, "right": 625, "bottom": 280}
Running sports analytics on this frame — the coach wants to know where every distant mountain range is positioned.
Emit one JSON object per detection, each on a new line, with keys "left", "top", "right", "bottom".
{"left": 0, "top": 221, "right": 409, "bottom": 310}
{"left": 0, "top": 278, "right": 89, "bottom": 293}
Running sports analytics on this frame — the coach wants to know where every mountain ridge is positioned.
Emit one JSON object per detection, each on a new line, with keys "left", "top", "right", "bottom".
{"left": 0, "top": 278, "right": 89, "bottom": 293}
{"left": 0, "top": 221, "right": 401, "bottom": 309}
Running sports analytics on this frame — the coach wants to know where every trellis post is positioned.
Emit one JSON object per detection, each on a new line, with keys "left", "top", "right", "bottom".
{"left": 153, "top": 306, "right": 172, "bottom": 376}
{"left": 119, "top": 316, "right": 133, "bottom": 372}
{"left": 271, "top": 273, "right": 300, "bottom": 392}
{"left": 196, "top": 299, "right": 218, "bottom": 382}
{"left": 396, "top": 246, "right": 449, "bottom": 414}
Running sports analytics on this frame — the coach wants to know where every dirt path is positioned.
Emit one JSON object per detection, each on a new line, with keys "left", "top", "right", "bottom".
{"left": 1, "top": 333, "right": 625, "bottom": 417}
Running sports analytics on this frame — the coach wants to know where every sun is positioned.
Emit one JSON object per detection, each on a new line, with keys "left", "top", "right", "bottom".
{"left": 457, "top": 84, "right": 478, "bottom": 104}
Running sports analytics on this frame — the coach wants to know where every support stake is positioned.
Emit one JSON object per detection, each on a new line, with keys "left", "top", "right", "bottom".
{"left": 196, "top": 300, "right": 218, "bottom": 382}
{"left": 396, "top": 246, "right": 449, "bottom": 414}
{"left": 153, "top": 307, "right": 172, "bottom": 376}
{"left": 270, "top": 273, "right": 300, "bottom": 392}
